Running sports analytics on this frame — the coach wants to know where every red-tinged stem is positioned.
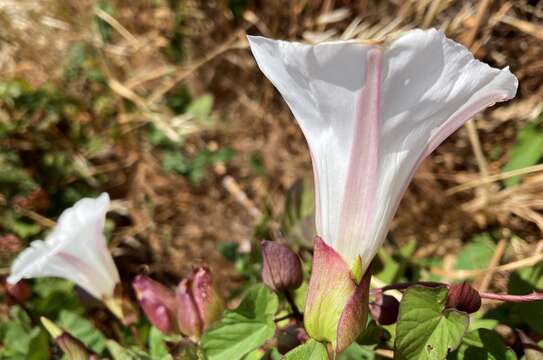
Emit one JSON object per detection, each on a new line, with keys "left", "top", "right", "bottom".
{"left": 372, "top": 281, "right": 543, "bottom": 303}
{"left": 479, "top": 291, "right": 543, "bottom": 303}
{"left": 284, "top": 291, "right": 303, "bottom": 321}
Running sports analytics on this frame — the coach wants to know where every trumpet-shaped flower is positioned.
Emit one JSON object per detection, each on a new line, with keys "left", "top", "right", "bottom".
{"left": 248, "top": 28, "right": 518, "bottom": 352}
{"left": 248, "top": 28, "right": 517, "bottom": 272}
{"left": 8, "top": 193, "right": 120, "bottom": 303}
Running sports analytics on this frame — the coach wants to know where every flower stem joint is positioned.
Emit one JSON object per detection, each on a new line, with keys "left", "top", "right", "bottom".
{"left": 304, "top": 237, "right": 372, "bottom": 355}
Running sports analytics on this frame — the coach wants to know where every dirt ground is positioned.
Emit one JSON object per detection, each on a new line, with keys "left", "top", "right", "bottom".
{"left": 1, "top": 0, "right": 543, "bottom": 294}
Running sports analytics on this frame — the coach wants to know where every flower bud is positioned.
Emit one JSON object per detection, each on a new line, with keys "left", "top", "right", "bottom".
{"left": 369, "top": 294, "right": 399, "bottom": 326}
{"left": 261, "top": 241, "right": 303, "bottom": 292}
{"left": 304, "top": 237, "right": 372, "bottom": 355}
{"left": 176, "top": 267, "right": 225, "bottom": 338}
{"left": 41, "top": 317, "right": 94, "bottom": 360}
{"left": 447, "top": 282, "right": 481, "bottom": 313}
{"left": 6, "top": 280, "right": 32, "bottom": 304}
{"left": 132, "top": 275, "right": 177, "bottom": 333}
{"left": 191, "top": 267, "right": 225, "bottom": 329}
{"left": 176, "top": 278, "right": 204, "bottom": 337}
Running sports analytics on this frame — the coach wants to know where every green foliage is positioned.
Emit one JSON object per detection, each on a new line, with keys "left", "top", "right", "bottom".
{"left": 29, "top": 278, "right": 82, "bottom": 318}
{"left": 502, "top": 111, "right": 543, "bottom": 187}
{"left": 449, "top": 329, "right": 516, "bottom": 360}
{"left": 202, "top": 284, "right": 278, "bottom": 360}
{"left": 455, "top": 232, "right": 496, "bottom": 271}
{"left": 284, "top": 339, "right": 328, "bottom": 359}
{"left": 228, "top": 0, "right": 249, "bottom": 21}
{"left": 0, "top": 306, "right": 49, "bottom": 360}
{"left": 395, "top": 286, "right": 469, "bottom": 360}
{"left": 148, "top": 327, "right": 173, "bottom": 360}
{"left": 486, "top": 261, "right": 543, "bottom": 333}
{"left": 187, "top": 94, "right": 214, "bottom": 123}
{"left": 56, "top": 310, "right": 107, "bottom": 354}
{"left": 95, "top": 0, "right": 114, "bottom": 42}
{"left": 375, "top": 239, "right": 417, "bottom": 284}
{"left": 106, "top": 340, "right": 152, "bottom": 360}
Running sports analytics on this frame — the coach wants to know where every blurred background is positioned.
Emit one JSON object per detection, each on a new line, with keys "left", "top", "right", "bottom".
{"left": 1, "top": 0, "right": 542, "bottom": 318}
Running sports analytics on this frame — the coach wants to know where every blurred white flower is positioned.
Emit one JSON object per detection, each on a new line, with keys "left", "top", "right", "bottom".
{"left": 248, "top": 29, "right": 518, "bottom": 273}
{"left": 8, "top": 193, "right": 120, "bottom": 300}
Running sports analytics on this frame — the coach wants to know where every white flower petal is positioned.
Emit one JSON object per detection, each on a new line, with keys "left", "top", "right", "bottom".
{"left": 248, "top": 36, "right": 377, "bottom": 252}
{"left": 248, "top": 29, "right": 518, "bottom": 271}
{"left": 8, "top": 193, "right": 119, "bottom": 299}
{"left": 358, "top": 29, "right": 517, "bottom": 266}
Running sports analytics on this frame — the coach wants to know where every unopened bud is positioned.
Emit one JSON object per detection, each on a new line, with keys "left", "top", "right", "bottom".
{"left": 41, "top": 317, "right": 94, "bottom": 360}
{"left": 132, "top": 275, "right": 177, "bottom": 333}
{"left": 261, "top": 241, "right": 303, "bottom": 292}
{"left": 56, "top": 333, "right": 93, "bottom": 360}
{"left": 191, "top": 267, "right": 225, "bottom": 329}
{"left": 6, "top": 280, "right": 32, "bottom": 304}
{"left": 369, "top": 294, "right": 399, "bottom": 326}
{"left": 447, "top": 282, "right": 481, "bottom": 313}
{"left": 176, "top": 267, "right": 225, "bottom": 338}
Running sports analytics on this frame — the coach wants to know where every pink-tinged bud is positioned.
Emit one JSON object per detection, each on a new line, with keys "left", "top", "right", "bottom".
{"left": 176, "top": 278, "right": 205, "bottom": 337}
{"left": 447, "top": 282, "right": 481, "bottom": 314}
{"left": 176, "top": 267, "right": 225, "bottom": 338}
{"left": 6, "top": 280, "right": 32, "bottom": 304}
{"left": 304, "top": 237, "right": 372, "bottom": 355}
{"left": 132, "top": 275, "right": 177, "bottom": 333}
{"left": 369, "top": 294, "right": 399, "bottom": 326}
{"left": 191, "top": 267, "right": 225, "bottom": 329}
{"left": 261, "top": 241, "right": 303, "bottom": 292}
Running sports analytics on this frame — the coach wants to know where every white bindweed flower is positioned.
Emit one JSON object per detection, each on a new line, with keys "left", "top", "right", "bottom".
{"left": 248, "top": 28, "right": 518, "bottom": 353}
{"left": 248, "top": 28, "right": 518, "bottom": 273}
{"left": 8, "top": 193, "right": 120, "bottom": 302}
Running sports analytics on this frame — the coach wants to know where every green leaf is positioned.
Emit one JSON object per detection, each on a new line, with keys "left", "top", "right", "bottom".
{"left": 187, "top": 94, "right": 214, "bottom": 122}
{"left": 106, "top": 340, "right": 152, "bottom": 360}
{"left": 57, "top": 310, "right": 107, "bottom": 354}
{"left": 202, "top": 284, "right": 278, "bottom": 360}
{"left": 502, "top": 113, "right": 543, "bottom": 187}
{"left": 0, "top": 306, "right": 48, "bottom": 360}
{"left": 284, "top": 339, "right": 328, "bottom": 360}
{"left": 507, "top": 261, "right": 543, "bottom": 332}
{"left": 395, "top": 286, "right": 469, "bottom": 360}
{"left": 338, "top": 342, "right": 385, "bottom": 360}
{"left": 448, "top": 329, "right": 516, "bottom": 360}
{"left": 148, "top": 326, "right": 173, "bottom": 360}
{"left": 455, "top": 233, "right": 496, "bottom": 271}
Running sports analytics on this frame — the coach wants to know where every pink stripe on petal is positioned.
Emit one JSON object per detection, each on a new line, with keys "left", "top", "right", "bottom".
{"left": 337, "top": 48, "right": 382, "bottom": 259}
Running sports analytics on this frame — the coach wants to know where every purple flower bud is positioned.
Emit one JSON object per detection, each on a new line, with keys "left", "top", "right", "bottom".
{"left": 6, "top": 280, "right": 32, "bottom": 304}
{"left": 369, "top": 294, "right": 399, "bottom": 326}
{"left": 176, "top": 267, "right": 225, "bottom": 338}
{"left": 447, "top": 282, "right": 481, "bottom": 314}
{"left": 261, "top": 241, "right": 303, "bottom": 292}
{"left": 191, "top": 267, "right": 225, "bottom": 329}
{"left": 132, "top": 275, "right": 177, "bottom": 333}
{"left": 176, "top": 278, "right": 204, "bottom": 337}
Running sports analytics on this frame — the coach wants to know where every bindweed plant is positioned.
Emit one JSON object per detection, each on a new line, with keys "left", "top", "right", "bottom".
{"left": 3, "top": 28, "right": 543, "bottom": 360}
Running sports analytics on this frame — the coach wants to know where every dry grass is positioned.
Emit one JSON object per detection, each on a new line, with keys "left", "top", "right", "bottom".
{"left": 1, "top": 0, "right": 542, "bottom": 293}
